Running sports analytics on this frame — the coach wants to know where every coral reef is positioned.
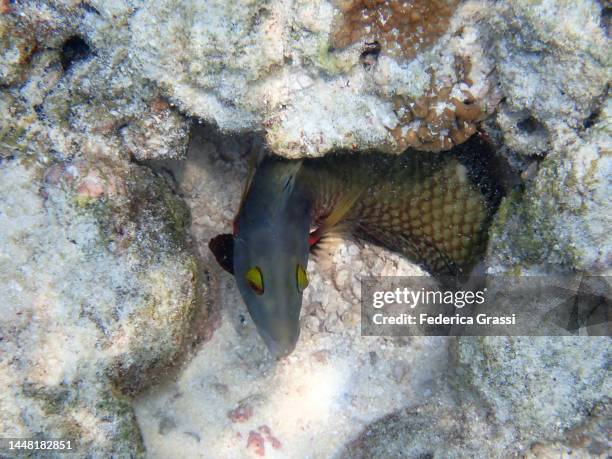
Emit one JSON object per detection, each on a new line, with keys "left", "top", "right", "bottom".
{"left": 0, "top": 1, "right": 190, "bottom": 162}
{"left": 454, "top": 337, "right": 611, "bottom": 442}
{"left": 4, "top": 0, "right": 606, "bottom": 158}
{"left": 135, "top": 128, "right": 451, "bottom": 458}
{"left": 489, "top": 0, "right": 610, "bottom": 158}
{"left": 0, "top": 13, "right": 38, "bottom": 87}
{"left": 523, "top": 403, "right": 611, "bottom": 458}
{"left": 341, "top": 383, "right": 611, "bottom": 458}
{"left": 135, "top": 125, "right": 611, "bottom": 458}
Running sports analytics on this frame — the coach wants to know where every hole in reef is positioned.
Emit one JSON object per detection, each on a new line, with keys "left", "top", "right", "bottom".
{"left": 517, "top": 116, "right": 543, "bottom": 134}
{"left": 360, "top": 41, "right": 381, "bottom": 69}
{"left": 582, "top": 83, "right": 608, "bottom": 130}
{"left": 583, "top": 109, "right": 601, "bottom": 130}
{"left": 60, "top": 35, "right": 92, "bottom": 71}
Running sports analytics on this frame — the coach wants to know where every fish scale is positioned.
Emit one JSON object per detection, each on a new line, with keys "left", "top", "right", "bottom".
{"left": 300, "top": 137, "right": 500, "bottom": 278}
{"left": 356, "top": 157, "right": 489, "bottom": 276}
{"left": 208, "top": 135, "right": 506, "bottom": 356}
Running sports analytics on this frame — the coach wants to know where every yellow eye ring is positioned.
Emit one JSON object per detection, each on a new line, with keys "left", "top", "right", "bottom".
{"left": 296, "top": 264, "right": 309, "bottom": 292}
{"left": 246, "top": 266, "right": 264, "bottom": 295}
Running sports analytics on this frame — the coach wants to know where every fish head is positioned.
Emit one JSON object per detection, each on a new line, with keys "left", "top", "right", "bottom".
{"left": 233, "top": 157, "right": 312, "bottom": 358}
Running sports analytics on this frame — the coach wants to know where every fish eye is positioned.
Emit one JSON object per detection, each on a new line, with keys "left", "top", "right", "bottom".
{"left": 296, "top": 264, "right": 309, "bottom": 292}
{"left": 246, "top": 266, "right": 264, "bottom": 295}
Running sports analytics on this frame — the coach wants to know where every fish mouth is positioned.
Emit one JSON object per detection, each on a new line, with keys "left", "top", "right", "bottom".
{"left": 257, "top": 325, "right": 299, "bottom": 359}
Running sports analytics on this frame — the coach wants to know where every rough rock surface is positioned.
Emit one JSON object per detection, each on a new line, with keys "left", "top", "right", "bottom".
{"left": 454, "top": 337, "right": 611, "bottom": 443}
{"left": 340, "top": 379, "right": 611, "bottom": 458}
{"left": 129, "top": 0, "right": 609, "bottom": 158}
{"left": 130, "top": 0, "right": 500, "bottom": 155}
{"left": 0, "top": 0, "right": 190, "bottom": 163}
{"left": 488, "top": 97, "right": 611, "bottom": 274}
{"left": 0, "top": 158, "right": 200, "bottom": 456}
{"left": 1, "top": 1, "right": 608, "bottom": 159}
{"left": 491, "top": 0, "right": 609, "bottom": 157}
{"left": 1, "top": 2, "right": 204, "bottom": 454}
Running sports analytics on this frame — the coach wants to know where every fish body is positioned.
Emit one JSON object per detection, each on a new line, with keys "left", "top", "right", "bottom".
{"left": 232, "top": 158, "right": 311, "bottom": 356}
{"left": 302, "top": 139, "right": 502, "bottom": 277}
{"left": 209, "top": 136, "right": 504, "bottom": 357}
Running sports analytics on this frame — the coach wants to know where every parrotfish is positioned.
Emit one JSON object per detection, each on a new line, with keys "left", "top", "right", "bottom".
{"left": 209, "top": 135, "right": 505, "bottom": 357}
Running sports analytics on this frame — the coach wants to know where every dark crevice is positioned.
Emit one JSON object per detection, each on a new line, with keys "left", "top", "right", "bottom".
{"left": 600, "top": 0, "right": 611, "bottom": 35}
{"left": 583, "top": 83, "right": 608, "bottom": 130}
{"left": 34, "top": 104, "right": 44, "bottom": 119}
{"left": 583, "top": 110, "right": 601, "bottom": 130}
{"left": 0, "top": 155, "right": 16, "bottom": 164}
{"left": 360, "top": 41, "right": 381, "bottom": 69}
{"left": 79, "top": 2, "right": 101, "bottom": 16}
{"left": 517, "top": 116, "right": 543, "bottom": 134}
{"left": 60, "top": 35, "right": 92, "bottom": 71}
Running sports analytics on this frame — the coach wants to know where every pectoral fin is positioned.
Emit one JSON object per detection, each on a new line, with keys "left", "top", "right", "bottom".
{"left": 309, "top": 186, "right": 363, "bottom": 246}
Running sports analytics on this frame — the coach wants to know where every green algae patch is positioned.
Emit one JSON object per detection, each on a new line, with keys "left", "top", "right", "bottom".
{"left": 313, "top": 41, "right": 357, "bottom": 75}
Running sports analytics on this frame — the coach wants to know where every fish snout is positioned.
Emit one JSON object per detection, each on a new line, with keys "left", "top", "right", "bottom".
{"left": 257, "top": 322, "right": 300, "bottom": 359}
